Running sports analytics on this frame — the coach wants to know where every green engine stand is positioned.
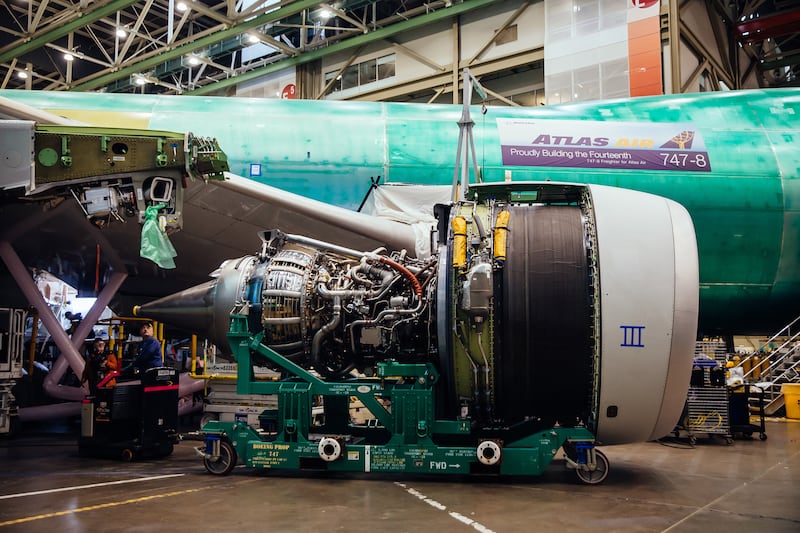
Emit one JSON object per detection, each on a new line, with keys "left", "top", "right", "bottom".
{"left": 196, "top": 315, "right": 608, "bottom": 483}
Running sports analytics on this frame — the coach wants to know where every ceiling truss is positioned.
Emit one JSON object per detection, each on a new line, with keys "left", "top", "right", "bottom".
{"left": 0, "top": 0, "right": 797, "bottom": 97}
{"left": 0, "top": 0, "right": 479, "bottom": 94}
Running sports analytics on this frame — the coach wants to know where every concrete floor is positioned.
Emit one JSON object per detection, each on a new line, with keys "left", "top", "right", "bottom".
{"left": 0, "top": 419, "right": 798, "bottom": 533}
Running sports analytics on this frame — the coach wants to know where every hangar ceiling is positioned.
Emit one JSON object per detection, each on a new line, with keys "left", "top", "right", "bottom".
{"left": 0, "top": 0, "right": 484, "bottom": 95}
{"left": 679, "top": 0, "right": 800, "bottom": 91}
{"left": 0, "top": 0, "right": 797, "bottom": 96}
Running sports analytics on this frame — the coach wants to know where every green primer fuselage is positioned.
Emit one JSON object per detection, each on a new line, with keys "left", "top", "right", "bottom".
{"left": 2, "top": 89, "right": 798, "bottom": 334}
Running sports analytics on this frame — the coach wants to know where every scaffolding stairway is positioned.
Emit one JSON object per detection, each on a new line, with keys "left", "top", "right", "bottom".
{"left": 737, "top": 315, "right": 800, "bottom": 416}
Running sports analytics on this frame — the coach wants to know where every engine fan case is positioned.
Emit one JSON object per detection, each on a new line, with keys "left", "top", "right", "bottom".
{"left": 589, "top": 184, "right": 699, "bottom": 444}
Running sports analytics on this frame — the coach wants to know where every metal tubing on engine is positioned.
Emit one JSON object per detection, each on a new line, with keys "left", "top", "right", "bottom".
{"left": 281, "top": 232, "right": 372, "bottom": 260}
{"left": 285, "top": 232, "right": 423, "bottom": 299}
{"left": 378, "top": 256, "right": 422, "bottom": 298}
{"left": 311, "top": 296, "right": 342, "bottom": 369}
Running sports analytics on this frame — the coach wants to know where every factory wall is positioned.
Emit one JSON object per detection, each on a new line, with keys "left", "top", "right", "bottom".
{"left": 544, "top": 0, "right": 629, "bottom": 104}
{"left": 237, "top": 69, "right": 297, "bottom": 100}
{"left": 317, "top": 0, "right": 545, "bottom": 102}
{"left": 233, "top": 0, "right": 755, "bottom": 104}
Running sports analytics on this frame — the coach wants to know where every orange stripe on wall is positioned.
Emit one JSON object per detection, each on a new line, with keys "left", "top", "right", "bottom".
{"left": 628, "top": 16, "right": 662, "bottom": 97}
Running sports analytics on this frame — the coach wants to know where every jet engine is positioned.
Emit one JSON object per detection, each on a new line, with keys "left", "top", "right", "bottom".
{"left": 138, "top": 181, "right": 698, "bottom": 445}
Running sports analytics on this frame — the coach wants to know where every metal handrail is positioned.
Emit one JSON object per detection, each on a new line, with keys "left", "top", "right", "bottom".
{"left": 740, "top": 313, "right": 800, "bottom": 382}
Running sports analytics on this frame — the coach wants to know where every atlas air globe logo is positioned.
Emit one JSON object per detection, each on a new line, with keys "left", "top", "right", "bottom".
{"left": 632, "top": 0, "right": 658, "bottom": 7}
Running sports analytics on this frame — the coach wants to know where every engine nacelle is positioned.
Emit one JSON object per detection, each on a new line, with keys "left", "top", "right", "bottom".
{"left": 138, "top": 182, "right": 698, "bottom": 444}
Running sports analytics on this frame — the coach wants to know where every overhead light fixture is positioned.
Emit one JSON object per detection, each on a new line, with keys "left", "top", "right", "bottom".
{"left": 17, "top": 71, "right": 28, "bottom": 79}
{"left": 187, "top": 55, "right": 201, "bottom": 66}
{"left": 134, "top": 75, "right": 148, "bottom": 86}
{"left": 319, "top": 8, "right": 332, "bottom": 20}
{"left": 64, "top": 53, "right": 75, "bottom": 61}
{"left": 116, "top": 28, "right": 127, "bottom": 38}
{"left": 177, "top": 1, "right": 188, "bottom": 11}
{"left": 247, "top": 34, "right": 260, "bottom": 44}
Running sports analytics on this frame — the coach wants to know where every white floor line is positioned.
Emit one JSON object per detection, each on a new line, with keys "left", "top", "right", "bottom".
{"left": 661, "top": 446, "right": 800, "bottom": 532}
{"left": 395, "top": 482, "right": 496, "bottom": 533}
{"left": 0, "top": 473, "right": 185, "bottom": 500}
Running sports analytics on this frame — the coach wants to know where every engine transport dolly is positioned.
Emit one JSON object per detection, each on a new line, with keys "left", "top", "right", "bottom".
{"left": 195, "top": 316, "right": 610, "bottom": 484}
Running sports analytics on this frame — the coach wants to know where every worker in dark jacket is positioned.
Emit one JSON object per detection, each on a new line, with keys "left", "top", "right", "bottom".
{"left": 134, "top": 321, "right": 162, "bottom": 374}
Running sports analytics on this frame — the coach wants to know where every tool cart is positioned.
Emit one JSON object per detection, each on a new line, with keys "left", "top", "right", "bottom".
{"left": 674, "top": 343, "right": 733, "bottom": 444}
{"left": 729, "top": 384, "right": 767, "bottom": 441}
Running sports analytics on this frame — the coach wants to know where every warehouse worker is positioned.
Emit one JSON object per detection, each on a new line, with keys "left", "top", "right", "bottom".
{"left": 82, "top": 338, "right": 118, "bottom": 394}
{"left": 134, "top": 321, "right": 163, "bottom": 374}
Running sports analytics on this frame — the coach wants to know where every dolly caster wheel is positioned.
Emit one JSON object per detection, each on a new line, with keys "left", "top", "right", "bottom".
{"left": 575, "top": 449, "right": 609, "bottom": 485}
{"left": 204, "top": 439, "right": 237, "bottom": 475}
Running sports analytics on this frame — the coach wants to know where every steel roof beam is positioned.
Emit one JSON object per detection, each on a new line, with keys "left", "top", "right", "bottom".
{"left": 70, "top": 0, "right": 323, "bottom": 91}
{"left": 736, "top": 8, "right": 800, "bottom": 44}
{"left": 0, "top": 0, "right": 141, "bottom": 65}
{"left": 186, "top": 0, "right": 498, "bottom": 96}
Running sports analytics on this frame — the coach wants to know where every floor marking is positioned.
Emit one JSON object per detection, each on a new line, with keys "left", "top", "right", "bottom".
{"left": 0, "top": 473, "right": 185, "bottom": 500}
{"left": 661, "top": 447, "right": 800, "bottom": 532}
{"left": 0, "top": 486, "right": 207, "bottom": 528}
{"left": 395, "top": 482, "right": 496, "bottom": 533}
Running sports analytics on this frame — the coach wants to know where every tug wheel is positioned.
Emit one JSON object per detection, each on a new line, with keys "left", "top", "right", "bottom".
{"left": 121, "top": 449, "right": 135, "bottom": 462}
{"left": 204, "top": 439, "right": 237, "bottom": 475}
{"left": 575, "top": 449, "right": 609, "bottom": 485}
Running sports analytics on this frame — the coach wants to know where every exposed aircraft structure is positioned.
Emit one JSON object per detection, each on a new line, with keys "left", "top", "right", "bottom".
{"left": 1, "top": 88, "right": 798, "bottom": 335}
{"left": 0, "top": 120, "right": 228, "bottom": 417}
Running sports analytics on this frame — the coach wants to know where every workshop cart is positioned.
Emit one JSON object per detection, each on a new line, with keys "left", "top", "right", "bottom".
{"left": 729, "top": 385, "right": 767, "bottom": 441}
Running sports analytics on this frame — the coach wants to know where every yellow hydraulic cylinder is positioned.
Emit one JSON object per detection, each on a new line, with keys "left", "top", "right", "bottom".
{"left": 494, "top": 210, "right": 510, "bottom": 262}
{"left": 453, "top": 216, "right": 467, "bottom": 268}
